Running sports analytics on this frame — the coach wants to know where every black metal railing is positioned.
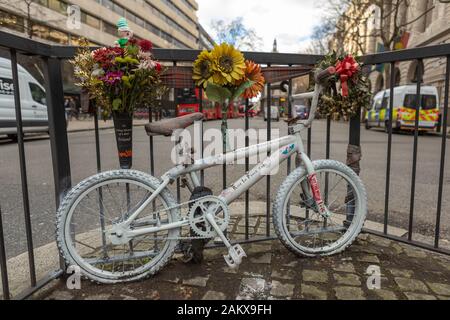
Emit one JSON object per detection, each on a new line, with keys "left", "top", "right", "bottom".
{"left": 0, "top": 29, "right": 449, "bottom": 300}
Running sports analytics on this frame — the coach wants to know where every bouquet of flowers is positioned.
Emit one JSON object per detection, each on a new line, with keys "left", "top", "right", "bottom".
{"left": 71, "top": 38, "right": 165, "bottom": 118}
{"left": 192, "top": 43, "right": 265, "bottom": 150}
{"left": 71, "top": 18, "right": 165, "bottom": 169}
{"left": 315, "top": 52, "right": 371, "bottom": 120}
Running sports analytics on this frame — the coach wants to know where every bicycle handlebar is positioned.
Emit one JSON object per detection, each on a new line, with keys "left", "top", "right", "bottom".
{"left": 314, "top": 67, "right": 336, "bottom": 84}
{"left": 285, "top": 67, "right": 337, "bottom": 128}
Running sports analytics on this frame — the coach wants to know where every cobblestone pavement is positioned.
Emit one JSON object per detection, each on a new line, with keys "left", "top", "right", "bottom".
{"left": 36, "top": 215, "right": 450, "bottom": 301}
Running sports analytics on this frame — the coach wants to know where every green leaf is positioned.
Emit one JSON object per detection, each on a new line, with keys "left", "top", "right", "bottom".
{"left": 112, "top": 98, "right": 122, "bottom": 111}
{"left": 205, "top": 83, "right": 232, "bottom": 104}
{"left": 231, "top": 80, "right": 254, "bottom": 101}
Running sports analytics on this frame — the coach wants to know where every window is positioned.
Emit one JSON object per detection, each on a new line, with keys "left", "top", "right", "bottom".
{"left": 374, "top": 98, "right": 382, "bottom": 111}
{"left": 0, "top": 10, "right": 25, "bottom": 33}
{"left": 81, "top": 12, "right": 101, "bottom": 29}
{"left": 404, "top": 94, "right": 437, "bottom": 110}
{"left": 103, "top": 22, "right": 117, "bottom": 36}
{"left": 381, "top": 96, "right": 389, "bottom": 109}
{"left": 29, "top": 83, "right": 46, "bottom": 105}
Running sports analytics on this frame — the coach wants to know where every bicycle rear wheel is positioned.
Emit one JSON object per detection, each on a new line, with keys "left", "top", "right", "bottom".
{"left": 56, "top": 170, "right": 180, "bottom": 283}
{"left": 273, "top": 160, "right": 367, "bottom": 257}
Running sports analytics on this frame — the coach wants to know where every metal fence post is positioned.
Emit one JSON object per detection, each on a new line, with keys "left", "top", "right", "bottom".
{"left": 42, "top": 57, "right": 72, "bottom": 272}
{"left": 0, "top": 205, "right": 10, "bottom": 300}
{"left": 42, "top": 57, "right": 72, "bottom": 205}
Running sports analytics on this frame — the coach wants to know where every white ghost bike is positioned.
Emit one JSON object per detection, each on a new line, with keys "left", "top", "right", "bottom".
{"left": 56, "top": 68, "right": 367, "bottom": 284}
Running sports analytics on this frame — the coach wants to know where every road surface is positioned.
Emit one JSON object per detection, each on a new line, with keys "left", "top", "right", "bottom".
{"left": 0, "top": 118, "right": 449, "bottom": 258}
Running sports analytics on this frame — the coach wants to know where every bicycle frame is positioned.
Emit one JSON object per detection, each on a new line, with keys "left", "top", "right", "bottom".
{"left": 112, "top": 83, "right": 325, "bottom": 240}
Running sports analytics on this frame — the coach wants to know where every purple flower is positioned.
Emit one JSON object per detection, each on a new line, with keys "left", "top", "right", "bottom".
{"left": 101, "top": 71, "right": 123, "bottom": 85}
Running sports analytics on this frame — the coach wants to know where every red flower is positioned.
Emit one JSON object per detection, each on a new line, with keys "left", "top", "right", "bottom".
{"left": 138, "top": 39, "right": 153, "bottom": 52}
{"left": 92, "top": 47, "right": 124, "bottom": 67}
{"left": 128, "top": 38, "right": 138, "bottom": 46}
{"left": 155, "top": 62, "right": 162, "bottom": 73}
{"left": 335, "top": 55, "right": 360, "bottom": 97}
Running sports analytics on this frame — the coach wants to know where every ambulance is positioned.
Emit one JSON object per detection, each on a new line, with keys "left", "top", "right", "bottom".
{"left": 365, "top": 85, "right": 440, "bottom": 132}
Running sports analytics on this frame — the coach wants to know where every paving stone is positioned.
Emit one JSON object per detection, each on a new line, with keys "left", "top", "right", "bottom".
{"left": 358, "top": 233, "right": 369, "bottom": 241}
{"left": 404, "top": 292, "right": 437, "bottom": 300}
{"left": 394, "top": 278, "right": 428, "bottom": 293}
{"left": 182, "top": 276, "right": 209, "bottom": 288}
{"left": 373, "top": 289, "right": 398, "bottom": 300}
{"left": 301, "top": 284, "right": 327, "bottom": 300}
{"left": 46, "top": 290, "right": 74, "bottom": 300}
{"left": 334, "top": 286, "right": 366, "bottom": 300}
{"left": 390, "top": 269, "right": 414, "bottom": 278}
{"left": 270, "top": 280, "right": 295, "bottom": 297}
{"left": 403, "top": 248, "right": 427, "bottom": 259}
{"left": 333, "top": 273, "right": 361, "bottom": 286}
{"left": 271, "top": 269, "right": 295, "bottom": 280}
{"left": 203, "top": 248, "right": 223, "bottom": 260}
{"left": 391, "top": 243, "right": 404, "bottom": 255}
{"left": 247, "top": 244, "right": 271, "bottom": 255}
{"left": 243, "top": 271, "right": 264, "bottom": 278}
{"left": 84, "top": 294, "right": 111, "bottom": 300}
{"left": 236, "top": 226, "right": 257, "bottom": 235}
{"left": 427, "top": 282, "right": 450, "bottom": 296}
{"left": 250, "top": 253, "right": 272, "bottom": 264}
{"left": 358, "top": 255, "right": 380, "bottom": 264}
{"left": 223, "top": 267, "right": 238, "bottom": 274}
{"left": 302, "top": 270, "right": 328, "bottom": 283}
{"left": 202, "top": 291, "right": 226, "bottom": 300}
{"left": 368, "top": 236, "right": 392, "bottom": 248}
{"left": 282, "top": 260, "right": 299, "bottom": 268}
{"left": 147, "top": 290, "right": 160, "bottom": 300}
{"left": 333, "top": 263, "right": 356, "bottom": 273}
{"left": 238, "top": 218, "right": 259, "bottom": 227}
{"left": 237, "top": 278, "right": 267, "bottom": 300}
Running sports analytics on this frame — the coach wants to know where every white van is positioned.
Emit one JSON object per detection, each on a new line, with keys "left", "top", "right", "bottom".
{"left": 0, "top": 57, "right": 48, "bottom": 139}
{"left": 365, "top": 85, "right": 440, "bottom": 132}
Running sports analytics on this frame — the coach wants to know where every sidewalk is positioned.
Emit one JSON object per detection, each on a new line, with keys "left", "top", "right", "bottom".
{"left": 66, "top": 118, "right": 149, "bottom": 133}
{"left": 33, "top": 203, "right": 450, "bottom": 301}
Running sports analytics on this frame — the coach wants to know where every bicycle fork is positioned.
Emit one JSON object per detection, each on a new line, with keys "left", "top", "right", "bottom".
{"left": 297, "top": 152, "right": 330, "bottom": 218}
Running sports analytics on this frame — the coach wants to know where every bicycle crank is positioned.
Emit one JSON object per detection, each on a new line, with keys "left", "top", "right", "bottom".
{"left": 203, "top": 211, "right": 247, "bottom": 269}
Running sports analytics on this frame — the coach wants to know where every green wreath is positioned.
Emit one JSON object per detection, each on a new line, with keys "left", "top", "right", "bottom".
{"left": 314, "top": 52, "right": 371, "bottom": 120}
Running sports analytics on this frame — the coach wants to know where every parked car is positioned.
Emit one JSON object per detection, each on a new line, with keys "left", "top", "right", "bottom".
{"left": 365, "top": 85, "right": 440, "bottom": 133}
{"left": 264, "top": 106, "right": 280, "bottom": 122}
{"left": 0, "top": 57, "right": 48, "bottom": 140}
{"left": 293, "top": 105, "right": 309, "bottom": 120}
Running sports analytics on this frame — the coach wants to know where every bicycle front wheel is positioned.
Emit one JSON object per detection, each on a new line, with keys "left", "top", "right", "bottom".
{"left": 273, "top": 160, "right": 367, "bottom": 257}
{"left": 56, "top": 170, "right": 180, "bottom": 283}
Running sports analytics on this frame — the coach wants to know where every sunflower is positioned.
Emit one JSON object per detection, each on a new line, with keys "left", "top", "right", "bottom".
{"left": 210, "top": 43, "right": 246, "bottom": 86}
{"left": 241, "top": 60, "right": 265, "bottom": 99}
{"left": 192, "top": 50, "right": 214, "bottom": 88}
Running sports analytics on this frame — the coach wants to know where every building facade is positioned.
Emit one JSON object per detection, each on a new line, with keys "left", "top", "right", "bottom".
{"left": 0, "top": 0, "right": 208, "bottom": 49}
{"left": 334, "top": 1, "right": 450, "bottom": 119}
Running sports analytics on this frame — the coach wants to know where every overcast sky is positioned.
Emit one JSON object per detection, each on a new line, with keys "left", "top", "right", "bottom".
{"left": 196, "top": 0, "right": 327, "bottom": 53}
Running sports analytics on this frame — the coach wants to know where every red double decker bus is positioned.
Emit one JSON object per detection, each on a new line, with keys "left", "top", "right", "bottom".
{"left": 176, "top": 88, "right": 239, "bottom": 120}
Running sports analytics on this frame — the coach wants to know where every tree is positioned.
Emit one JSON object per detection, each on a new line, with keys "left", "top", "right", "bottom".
{"left": 210, "top": 17, "right": 263, "bottom": 51}
{"left": 315, "top": 0, "right": 437, "bottom": 88}
{"left": 318, "top": 0, "right": 436, "bottom": 54}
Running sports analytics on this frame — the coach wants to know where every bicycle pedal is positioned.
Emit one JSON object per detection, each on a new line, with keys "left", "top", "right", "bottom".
{"left": 223, "top": 244, "right": 247, "bottom": 269}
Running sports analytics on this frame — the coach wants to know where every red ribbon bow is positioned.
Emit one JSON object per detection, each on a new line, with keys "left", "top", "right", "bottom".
{"left": 335, "top": 55, "right": 360, "bottom": 97}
